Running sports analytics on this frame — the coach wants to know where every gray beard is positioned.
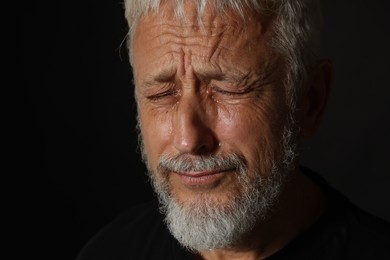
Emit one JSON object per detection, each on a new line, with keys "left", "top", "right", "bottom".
{"left": 139, "top": 123, "right": 298, "bottom": 252}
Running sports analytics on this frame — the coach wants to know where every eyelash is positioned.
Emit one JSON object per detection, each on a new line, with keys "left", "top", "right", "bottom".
{"left": 144, "top": 83, "right": 254, "bottom": 102}
{"left": 146, "top": 89, "right": 180, "bottom": 100}
{"left": 211, "top": 85, "right": 252, "bottom": 96}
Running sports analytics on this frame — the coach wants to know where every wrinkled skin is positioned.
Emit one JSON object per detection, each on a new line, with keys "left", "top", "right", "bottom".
{"left": 133, "top": 3, "right": 288, "bottom": 206}
{"left": 132, "top": 2, "right": 330, "bottom": 259}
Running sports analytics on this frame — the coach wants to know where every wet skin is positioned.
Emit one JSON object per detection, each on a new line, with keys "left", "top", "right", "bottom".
{"left": 131, "top": 2, "right": 332, "bottom": 259}
{"left": 132, "top": 4, "right": 289, "bottom": 206}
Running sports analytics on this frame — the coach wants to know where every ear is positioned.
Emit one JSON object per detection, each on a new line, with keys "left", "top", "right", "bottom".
{"left": 299, "top": 59, "right": 333, "bottom": 138}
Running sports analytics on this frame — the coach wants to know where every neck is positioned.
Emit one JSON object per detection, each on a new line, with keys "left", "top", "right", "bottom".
{"left": 195, "top": 165, "right": 327, "bottom": 260}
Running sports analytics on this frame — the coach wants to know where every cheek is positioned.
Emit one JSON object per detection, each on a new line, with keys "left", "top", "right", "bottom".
{"left": 216, "top": 104, "right": 268, "bottom": 150}
{"left": 139, "top": 105, "right": 173, "bottom": 168}
{"left": 216, "top": 99, "right": 286, "bottom": 171}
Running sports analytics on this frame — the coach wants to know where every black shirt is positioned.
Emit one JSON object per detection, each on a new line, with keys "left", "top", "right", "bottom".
{"left": 76, "top": 167, "right": 390, "bottom": 259}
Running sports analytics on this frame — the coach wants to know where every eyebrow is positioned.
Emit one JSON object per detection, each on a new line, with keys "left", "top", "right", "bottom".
{"left": 143, "top": 66, "right": 177, "bottom": 87}
{"left": 195, "top": 70, "right": 250, "bottom": 84}
{"left": 143, "top": 67, "right": 250, "bottom": 87}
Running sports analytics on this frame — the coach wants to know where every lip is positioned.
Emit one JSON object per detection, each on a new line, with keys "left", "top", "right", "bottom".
{"left": 175, "top": 169, "right": 232, "bottom": 187}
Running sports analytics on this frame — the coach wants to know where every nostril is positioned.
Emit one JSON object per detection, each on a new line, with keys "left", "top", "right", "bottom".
{"left": 172, "top": 118, "right": 219, "bottom": 155}
{"left": 196, "top": 144, "right": 213, "bottom": 155}
{"left": 191, "top": 130, "right": 219, "bottom": 155}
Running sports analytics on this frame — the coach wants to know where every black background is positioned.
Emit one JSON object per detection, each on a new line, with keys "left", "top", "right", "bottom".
{"left": 20, "top": 0, "right": 389, "bottom": 259}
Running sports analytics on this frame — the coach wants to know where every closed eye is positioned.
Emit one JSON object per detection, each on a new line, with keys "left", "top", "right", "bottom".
{"left": 146, "top": 89, "right": 180, "bottom": 100}
{"left": 211, "top": 85, "right": 253, "bottom": 96}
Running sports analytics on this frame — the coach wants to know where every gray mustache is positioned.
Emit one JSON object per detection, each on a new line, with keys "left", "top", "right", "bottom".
{"left": 157, "top": 153, "right": 247, "bottom": 174}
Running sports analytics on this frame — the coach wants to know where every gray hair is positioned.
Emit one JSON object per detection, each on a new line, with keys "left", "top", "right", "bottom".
{"left": 123, "top": 0, "right": 323, "bottom": 110}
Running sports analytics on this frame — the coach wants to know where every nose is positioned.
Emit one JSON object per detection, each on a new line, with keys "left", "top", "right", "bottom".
{"left": 173, "top": 95, "right": 217, "bottom": 155}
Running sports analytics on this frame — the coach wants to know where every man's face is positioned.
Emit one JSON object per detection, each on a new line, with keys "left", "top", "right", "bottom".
{"left": 132, "top": 4, "right": 292, "bottom": 207}
{"left": 132, "top": 2, "right": 299, "bottom": 250}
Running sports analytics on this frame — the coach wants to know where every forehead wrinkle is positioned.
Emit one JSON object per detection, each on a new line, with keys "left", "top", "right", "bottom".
{"left": 146, "top": 32, "right": 241, "bottom": 74}
{"left": 134, "top": 5, "right": 274, "bottom": 88}
{"left": 140, "top": 23, "right": 235, "bottom": 55}
{"left": 154, "top": 24, "right": 232, "bottom": 43}
{"left": 136, "top": 7, "right": 252, "bottom": 57}
{"left": 139, "top": 4, "right": 243, "bottom": 40}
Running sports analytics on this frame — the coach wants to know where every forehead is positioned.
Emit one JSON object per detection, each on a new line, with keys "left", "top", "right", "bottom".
{"left": 133, "top": 3, "right": 263, "bottom": 47}
{"left": 136, "top": 0, "right": 257, "bottom": 31}
{"left": 131, "top": 2, "right": 274, "bottom": 84}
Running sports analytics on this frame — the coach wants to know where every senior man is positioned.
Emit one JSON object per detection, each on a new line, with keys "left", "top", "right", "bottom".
{"left": 76, "top": 0, "right": 390, "bottom": 259}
